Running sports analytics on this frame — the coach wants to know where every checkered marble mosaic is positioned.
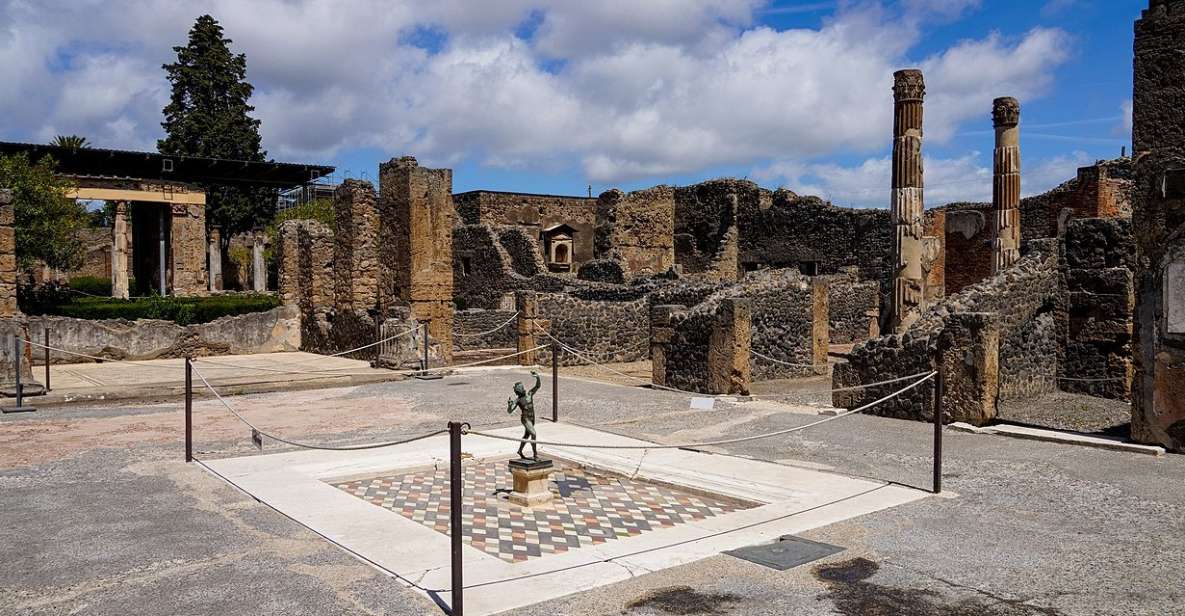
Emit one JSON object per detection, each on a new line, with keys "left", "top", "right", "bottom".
{"left": 328, "top": 460, "right": 755, "bottom": 563}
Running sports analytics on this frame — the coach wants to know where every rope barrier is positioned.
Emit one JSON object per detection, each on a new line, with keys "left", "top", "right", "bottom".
{"left": 190, "top": 362, "right": 448, "bottom": 451}
{"left": 21, "top": 338, "right": 183, "bottom": 371}
{"left": 749, "top": 371, "right": 936, "bottom": 398}
{"left": 465, "top": 372, "right": 936, "bottom": 450}
{"left": 326, "top": 324, "right": 420, "bottom": 358}
{"left": 196, "top": 344, "right": 550, "bottom": 378}
{"left": 454, "top": 312, "right": 520, "bottom": 338}
{"left": 750, "top": 348, "right": 830, "bottom": 371}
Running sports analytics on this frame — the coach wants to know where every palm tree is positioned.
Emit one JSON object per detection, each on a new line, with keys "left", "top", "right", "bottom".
{"left": 51, "top": 135, "right": 89, "bottom": 151}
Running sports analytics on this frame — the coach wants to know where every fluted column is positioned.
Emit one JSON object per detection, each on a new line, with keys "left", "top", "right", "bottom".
{"left": 111, "top": 201, "right": 129, "bottom": 299}
{"left": 992, "top": 97, "right": 1021, "bottom": 275}
{"left": 890, "top": 69, "right": 926, "bottom": 333}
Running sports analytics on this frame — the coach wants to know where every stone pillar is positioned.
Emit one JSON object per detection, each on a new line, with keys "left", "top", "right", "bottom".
{"left": 938, "top": 312, "right": 1000, "bottom": 426}
{"left": 208, "top": 226, "right": 221, "bottom": 292}
{"left": 333, "top": 180, "right": 379, "bottom": 310}
{"left": 275, "top": 221, "right": 301, "bottom": 305}
{"left": 515, "top": 291, "right": 547, "bottom": 366}
{"left": 890, "top": 69, "right": 928, "bottom": 333}
{"left": 252, "top": 230, "right": 266, "bottom": 292}
{"left": 707, "top": 298, "right": 751, "bottom": 395}
{"left": 1132, "top": 0, "right": 1185, "bottom": 451}
{"left": 111, "top": 201, "right": 129, "bottom": 300}
{"left": 992, "top": 97, "right": 1022, "bottom": 275}
{"left": 651, "top": 305, "right": 678, "bottom": 386}
{"left": 809, "top": 278, "right": 830, "bottom": 375}
{"left": 379, "top": 156, "right": 455, "bottom": 363}
{"left": 0, "top": 190, "right": 17, "bottom": 315}
{"left": 169, "top": 202, "right": 208, "bottom": 296}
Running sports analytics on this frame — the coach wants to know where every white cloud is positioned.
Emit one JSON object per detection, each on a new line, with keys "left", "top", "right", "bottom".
{"left": 753, "top": 149, "right": 1093, "bottom": 208}
{"left": 0, "top": 0, "right": 1074, "bottom": 186}
{"left": 920, "top": 28, "right": 1073, "bottom": 143}
{"left": 1118, "top": 99, "right": 1133, "bottom": 137}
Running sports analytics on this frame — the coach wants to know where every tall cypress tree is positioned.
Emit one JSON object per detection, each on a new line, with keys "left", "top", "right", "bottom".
{"left": 159, "top": 15, "right": 271, "bottom": 236}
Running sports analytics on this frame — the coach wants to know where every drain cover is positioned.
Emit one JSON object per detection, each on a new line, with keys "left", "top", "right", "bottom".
{"left": 724, "top": 535, "right": 844, "bottom": 570}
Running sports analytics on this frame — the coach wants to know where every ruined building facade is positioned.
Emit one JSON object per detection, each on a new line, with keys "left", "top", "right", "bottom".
{"left": 1132, "top": 0, "right": 1185, "bottom": 452}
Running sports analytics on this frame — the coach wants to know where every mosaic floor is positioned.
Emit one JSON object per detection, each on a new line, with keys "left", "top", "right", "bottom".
{"left": 329, "top": 460, "right": 755, "bottom": 563}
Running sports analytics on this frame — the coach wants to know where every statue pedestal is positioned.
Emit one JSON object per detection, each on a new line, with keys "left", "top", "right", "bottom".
{"left": 507, "top": 458, "right": 554, "bottom": 507}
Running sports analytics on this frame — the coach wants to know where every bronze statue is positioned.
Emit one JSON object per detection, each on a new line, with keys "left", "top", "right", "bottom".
{"left": 507, "top": 371, "right": 541, "bottom": 459}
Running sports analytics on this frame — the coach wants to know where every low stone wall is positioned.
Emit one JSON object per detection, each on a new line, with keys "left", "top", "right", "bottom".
{"left": 834, "top": 241, "right": 1060, "bottom": 423}
{"left": 825, "top": 270, "right": 879, "bottom": 344}
{"left": 30, "top": 305, "right": 301, "bottom": 363}
{"left": 536, "top": 293, "right": 649, "bottom": 365}
{"left": 739, "top": 271, "right": 827, "bottom": 381}
{"left": 453, "top": 309, "right": 518, "bottom": 351}
{"left": 653, "top": 298, "right": 750, "bottom": 395}
{"left": 1059, "top": 217, "right": 1135, "bottom": 400}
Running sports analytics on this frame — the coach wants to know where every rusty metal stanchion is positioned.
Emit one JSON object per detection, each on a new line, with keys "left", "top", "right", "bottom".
{"left": 2, "top": 334, "right": 36, "bottom": 413}
{"left": 43, "top": 327, "right": 50, "bottom": 392}
{"left": 933, "top": 367, "right": 944, "bottom": 494}
{"left": 448, "top": 421, "right": 467, "bottom": 616}
{"left": 185, "top": 356, "right": 193, "bottom": 463}
{"left": 551, "top": 343, "right": 558, "bottom": 423}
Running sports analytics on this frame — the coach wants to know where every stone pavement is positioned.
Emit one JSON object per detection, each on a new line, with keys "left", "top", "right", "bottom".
{"left": 25, "top": 352, "right": 403, "bottom": 406}
{"left": 1, "top": 367, "right": 1182, "bottom": 615}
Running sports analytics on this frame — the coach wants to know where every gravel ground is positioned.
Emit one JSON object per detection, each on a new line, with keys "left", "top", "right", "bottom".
{"left": 1, "top": 368, "right": 1181, "bottom": 616}
{"left": 998, "top": 391, "right": 1133, "bottom": 435}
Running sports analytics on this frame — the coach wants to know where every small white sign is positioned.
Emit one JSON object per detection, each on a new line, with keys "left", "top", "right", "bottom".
{"left": 690, "top": 397, "right": 716, "bottom": 411}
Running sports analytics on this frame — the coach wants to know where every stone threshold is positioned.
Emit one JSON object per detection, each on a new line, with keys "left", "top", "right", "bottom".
{"left": 948, "top": 422, "right": 1166, "bottom": 456}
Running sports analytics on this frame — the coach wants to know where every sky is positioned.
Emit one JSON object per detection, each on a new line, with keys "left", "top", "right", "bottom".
{"left": 0, "top": 0, "right": 1145, "bottom": 208}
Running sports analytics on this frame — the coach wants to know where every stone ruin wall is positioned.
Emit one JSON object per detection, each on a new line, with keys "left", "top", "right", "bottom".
{"left": 379, "top": 156, "right": 456, "bottom": 361}
{"left": 276, "top": 219, "right": 335, "bottom": 353}
{"left": 1131, "top": 0, "right": 1185, "bottom": 452}
{"left": 454, "top": 191, "right": 597, "bottom": 266}
{"left": 169, "top": 202, "right": 208, "bottom": 296}
{"left": 725, "top": 270, "right": 827, "bottom": 381}
{"left": 826, "top": 269, "right": 881, "bottom": 345}
{"left": 333, "top": 179, "right": 380, "bottom": 311}
{"left": 1059, "top": 218, "right": 1136, "bottom": 400}
{"left": 652, "top": 298, "right": 751, "bottom": 395}
{"left": 453, "top": 309, "right": 518, "bottom": 352}
{"left": 534, "top": 292, "right": 650, "bottom": 367}
{"left": 834, "top": 240, "right": 1061, "bottom": 424}
{"left": 595, "top": 186, "right": 675, "bottom": 278}
{"left": 943, "top": 159, "right": 1134, "bottom": 295}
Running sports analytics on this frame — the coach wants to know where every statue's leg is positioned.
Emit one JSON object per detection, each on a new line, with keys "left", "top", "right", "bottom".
{"left": 517, "top": 424, "right": 527, "bottom": 458}
{"left": 525, "top": 418, "right": 538, "bottom": 460}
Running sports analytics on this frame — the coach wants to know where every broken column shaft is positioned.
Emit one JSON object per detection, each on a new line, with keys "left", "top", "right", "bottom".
{"left": 992, "top": 97, "right": 1022, "bottom": 275}
{"left": 890, "top": 69, "right": 927, "bottom": 333}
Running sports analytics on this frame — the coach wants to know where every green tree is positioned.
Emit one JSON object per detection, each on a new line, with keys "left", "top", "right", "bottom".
{"left": 50, "top": 135, "right": 89, "bottom": 150}
{"left": 158, "top": 14, "right": 271, "bottom": 237}
{"left": 0, "top": 153, "right": 89, "bottom": 271}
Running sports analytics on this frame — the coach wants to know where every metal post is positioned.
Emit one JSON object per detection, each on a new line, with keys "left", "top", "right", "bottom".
{"left": 185, "top": 357, "right": 193, "bottom": 463}
{"left": 933, "top": 368, "right": 944, "bottom": 494}
{"left": 448, "top": 421, "right": 465, "bottom": 616}
{"left": 3, "top": 334, "right": 35, "bottom": 413}
{"left": 374, "top": 318, "right": 382, "bottom": 363}
{"left": 43, "top": 327, "right": 50, "bottom": 392}
{"left": 551, "top": 343, "right": 558, "bottom": 423}
{"left": 14, "top": 335, "right": 22, "bottom": 407}
{"left": 421, "top": 322, "right": 430, "bottom": 372}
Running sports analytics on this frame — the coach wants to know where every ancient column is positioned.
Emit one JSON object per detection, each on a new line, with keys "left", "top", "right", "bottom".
{"left": 0, "top": 190, "right": 17, "bottom": 315}
{"left": 890, "top": 69, "right": 927, "bottom": 333}
{"left": 208, "top": 226, "right": 221, "bottom": 292}
{"left": 111, "top": 201, "right": 129, "bottom": 299}
{"left": 1131, "top": 0, "right": 1185, "bottom": 452}
{"left": 991, "top": 97, "right": 1022, "bottom": 275}
{"left": 252, "top": 230, "right": 266, "bottom": 292}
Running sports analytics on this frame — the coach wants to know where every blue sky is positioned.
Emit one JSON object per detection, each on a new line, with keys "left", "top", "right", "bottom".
{"left": 0, "top": 0, "right": 1145, "bottom": 207}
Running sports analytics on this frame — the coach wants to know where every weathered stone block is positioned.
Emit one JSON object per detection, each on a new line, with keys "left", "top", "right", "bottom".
{"left": 939, "top": 312, "right": 1000, "bottom": 426}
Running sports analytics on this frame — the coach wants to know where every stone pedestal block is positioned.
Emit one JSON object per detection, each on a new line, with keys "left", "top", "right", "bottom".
{"left": 938, "top": 312, "right": 1000, "bottom": 426}
{"left": 507, "top": 458, "right": 554, "bottom": 507}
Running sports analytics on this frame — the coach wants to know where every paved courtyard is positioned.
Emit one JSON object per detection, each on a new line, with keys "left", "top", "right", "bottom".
{"left": 1, "top": 366, "right": 1183, "bottom": 615}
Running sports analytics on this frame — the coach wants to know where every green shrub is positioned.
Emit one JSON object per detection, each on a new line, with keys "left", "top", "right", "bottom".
{"left": 69, "top": 276, "right": 112, "bottom": 297}
{"left": 26, "top": 293, "right": 282, "bottom": 325}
